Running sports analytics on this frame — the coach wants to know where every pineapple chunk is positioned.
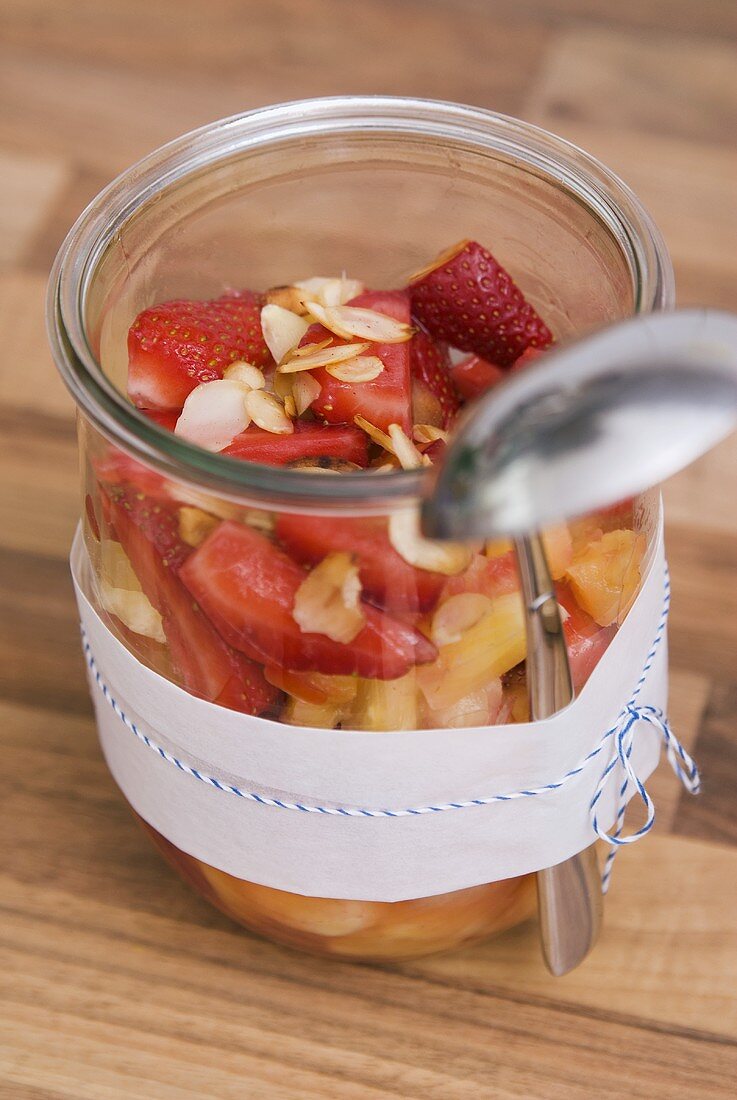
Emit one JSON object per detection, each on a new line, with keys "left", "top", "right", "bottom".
{"left": 350, "top": 672, "right": 419, "bottom": 731}
{"left": 282, "top": 696, "right": 343, "bottom": 729}
{"left": 566, "top": 528, "right": 646, "bottom": 627}
{"left": 542, "top": 523, "right": 573, "bottom": 579}
{"left": 418, "top": 592, "right": 526, "bottom": 711}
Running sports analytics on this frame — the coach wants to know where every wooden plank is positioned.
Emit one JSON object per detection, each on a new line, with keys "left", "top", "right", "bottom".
{"left": 0, "top": 273, "right": 74, "bottom": 418}
{"left": 1, "top": 864, "right": 736, "bottom": 1099}
{"left": 665, "top": 522, "right": 737, "bottom": 681}
{"left": 0, "top": 149, "right": 69, "bottom": 268}
{"left": 410, "top": 834, "right": 737, "bottom": 1041}
{"left": 675, "top": 680, "right": 737, "bottom": 846}
{"left": 527, "top": 26, "right": 737, "bottom": 144}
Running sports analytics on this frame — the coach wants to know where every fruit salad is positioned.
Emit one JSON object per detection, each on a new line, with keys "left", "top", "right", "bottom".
{"left": 88, "top": 238, "right": 647, "bottom": 729}
{"left": 83, "top": 238, "right": 650, "bottom": 958}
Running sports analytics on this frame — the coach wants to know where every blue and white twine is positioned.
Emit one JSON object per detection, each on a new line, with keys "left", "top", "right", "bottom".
{"left": 81, "top": 566, "right": 699, "bottom": 893}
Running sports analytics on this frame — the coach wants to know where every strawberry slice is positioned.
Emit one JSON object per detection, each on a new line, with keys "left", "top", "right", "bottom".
{"left": 128, "top": 291, "right": 272, "bottom": 411}
{"left": 450, "top": 354, "right": 505, "bottom": 400}
{"left": 510, "top": 346, "right": 545, "bottom": 373}
{"left": 441, "top": 550, "right": 519, "bottom": 602}
{"left": 141, "top": 408, "right": 180, "bottom": 431}
{"left": 410, "top": 330, "right": 460, "bottom": 428}
{"left": 223, "top": 422, "right": 369, "bottom": 467}
{"left": 180, "top": 521, "right": 437, "bottom": 679}
{"left": 275, "top": 513, "right": 445, "bottom": 615}
{"left": 557, "top": 582, "right": 616, "bottom": 692}
{"left": 308, "top": 290, "right": 413, "bottom": 434}
{"left": 100, "top": 485, "right": 278, "bottom": 716}
{"left": 409, "top": 240, "right": 553, "bottom": 367}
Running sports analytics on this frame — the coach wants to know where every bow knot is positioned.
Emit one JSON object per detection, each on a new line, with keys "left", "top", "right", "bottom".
{"left": 590, "top": 703, "right": 700, "bottom": 892}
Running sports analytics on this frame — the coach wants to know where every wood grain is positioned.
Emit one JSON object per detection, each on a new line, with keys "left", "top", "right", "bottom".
{"left": 0, "top": 1, "right": 736, "bottom": 1096}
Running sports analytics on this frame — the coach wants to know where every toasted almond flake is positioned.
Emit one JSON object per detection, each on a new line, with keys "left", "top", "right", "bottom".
{"left": 223, "top": 361, "right": 266, "bottom": 389}
{"left": 407, "top": 239, "right": 470, "bottom": 283}
{"left": 431, "top": 593, "right": 494, "bottom": 647}
{"left": 178, "top": 506, "right": 219, "bottom": 548}
{"left": 295, "top": 275, "right": 364, "bottom": 307}
{"left": 353, "top": 414, "right": 393, "bottom": 451}
{"left": 284, "top": 394, "right": 297, "bottom": 418}
{"left": 306, "top": 303, "right": 413, "bottom": 344}
{"left": 388, "top": 423, "right": 424, "bottom": 470}
{"left": 279, "top": 340, "right": 370, "bottom": 373}
{"left": 260, "top": 303, "right": 310, "bottom": 364}
{"left": 266, "top": 285, "right": 310, "bottom": 315}
{"left": 289, "top": 337, "right": 333, "bottom": 359}
{"left": 388, "top": 507, "right": 473, "bottom": 575}
{"left": 245, "top": 389, "right": 294, "bottom": 435}
{"left": 325, "top": 355, "right": 385, "bottom": 383}
{"left": 292, "top": 372, "right": 321, "bottom": 415}
{"left": 413, "top": 424, "right": 449, "bottom": 445}
{"left": 293, "top": 552, "right": 365, "bottom": 643}
{"left": 100, "top": 581, "right": 166, "bottom": 643}
{"left": 174, "top": 379, "right": 250, "bottom": 452}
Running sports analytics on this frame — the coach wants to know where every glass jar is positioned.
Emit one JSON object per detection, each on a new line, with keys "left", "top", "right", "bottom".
{"left": 48, "top": 97, "right": 673, "bottom": 961}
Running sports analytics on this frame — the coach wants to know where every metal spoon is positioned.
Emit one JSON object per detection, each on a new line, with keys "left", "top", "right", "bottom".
{"left": 422, "top": 307, "right": 737, "bottom": 976}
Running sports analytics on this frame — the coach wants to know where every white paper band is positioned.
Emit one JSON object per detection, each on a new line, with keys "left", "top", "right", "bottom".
{"left": 72, "top": 521, "right": 670, "bottom": 901}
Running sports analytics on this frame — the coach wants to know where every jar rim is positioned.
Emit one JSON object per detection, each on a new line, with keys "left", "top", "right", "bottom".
{"left": 47, "top": 95, "right": 674, "bottom": 510}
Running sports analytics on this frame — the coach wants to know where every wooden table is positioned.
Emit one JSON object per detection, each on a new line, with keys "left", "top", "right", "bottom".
{"left": 1, "top": 2, "right": 736, "bottom": 1096}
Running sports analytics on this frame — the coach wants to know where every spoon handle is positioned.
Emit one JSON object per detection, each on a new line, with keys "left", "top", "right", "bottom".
{"left": 513, "top": 533, "right": 603, "bottom": 975}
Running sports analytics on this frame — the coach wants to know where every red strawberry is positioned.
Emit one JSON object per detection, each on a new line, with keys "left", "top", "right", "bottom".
{"left": 309, "top": 289, "right": 413, "bottom": 434}
{"left": 128, "top": 291, "right": 272, "bottom": 411}
{"left": 141, "top": 408, "right": 180, "bottom": 431}
{"left": 275, "top": 513, "right": 445, "bottom": 615}
{"left": 180, "top": 521, "right": 437, "bottom": 679}
{"left": 223, "top": 422, "right": 369, "bottom": 467}
{"left": 450, "top": 354, "right": 505, "bottom": 400}
{"left": 557, "top": 582, "right": 616, "bottom": 692}
{"left": 410, "top": 330, "right": 460, "bottom": 428}
{"left": 408, "top": 239, "right": 553, "bottom": 367}
{"left": 100, "top": 484, "right": 278, "bottom": 716}
{"left": 510, "top": 345, "right": 545, "bottom": 373}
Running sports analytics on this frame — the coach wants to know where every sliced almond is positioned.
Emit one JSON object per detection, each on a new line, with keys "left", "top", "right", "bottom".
{"left": 284, "top": 394, "right": 297, "bottom": 418}
{"left": 295, "top": 275, "right": 364, "bottom": 307}
{"left": 266, "top": 285, "right": 310, "bottom": 315}
{"left": 279, "top": 340, "right": 370, "bottom": 374}
{"left": 244, "top": 390, "right": 294, "bottom": 435}
{"left": 413, "top": 424, "right": 449, "bottom": 445}
{"left": 223, "top": 361, "right": 266, "bottom": 389}
{"left": 288, "top": 337, "right": 333, "bottom": 359}
{"left": 292, "top": 553, "right": 365, "bottom": 643}
{"left": 353, "top": 414, "right": 393, "bottom": 451}
{"left": 178, "top": 506, "right": 219, "bottom": 548}
{"left": 388, "top": 507, "right": 473, "bottom": 575}
{"left": 325, "top": 355, "right": 384, "bottom": 383}
{"left": 407, "top": 239, "right": 471, "bottom": 284}
{"left": 431, "top": 593, "right": 494, "bottom": 647}
{"left": 260, "top": 303, "right": 310, "bottom": 364}
{"left": 174, "top": 379, "right": 250, "bottom": 452}
{"left": 292, "top": 372, "right": 321, "bottom": 415}
{"left": 388, "top": 423, "right": 425, "bottom": 470}
{"left": 306, "top": 303, "right": 413, "bottom": 344}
